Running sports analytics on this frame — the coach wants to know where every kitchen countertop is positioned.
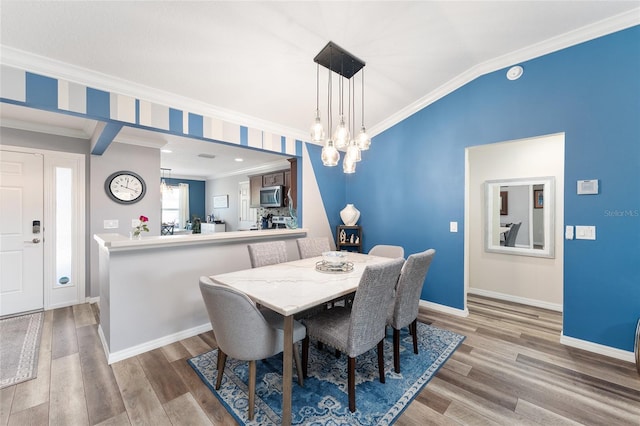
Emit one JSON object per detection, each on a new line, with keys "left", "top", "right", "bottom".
{"left": 94, "top": 228, "right": 308, "bottom": 252}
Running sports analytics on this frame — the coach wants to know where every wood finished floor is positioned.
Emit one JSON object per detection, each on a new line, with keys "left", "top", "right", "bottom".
{"left": 1, "top": 295, "right": 638, "bottom": 425}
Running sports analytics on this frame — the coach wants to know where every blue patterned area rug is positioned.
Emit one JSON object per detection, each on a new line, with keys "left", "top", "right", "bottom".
{"left": 188, "top": 323, "right": 464, "bottom": 425}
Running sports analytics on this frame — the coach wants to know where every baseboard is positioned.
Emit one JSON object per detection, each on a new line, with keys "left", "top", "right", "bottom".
{"left": 468, "top": 287, "right": 563, "bottom": 312}
{"left": 87, "top": 296, "right": 100, "bottom": 304}
{"left": 102, "top": 323, "right": 213, "bottom": 364}
{"left": 560, "top": 333, "right": 635, "bottom": 363}
{"left": 420, "top": 300, "right": 469, "bottom": 317}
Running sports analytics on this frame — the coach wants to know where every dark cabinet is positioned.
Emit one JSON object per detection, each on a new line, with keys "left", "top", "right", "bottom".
{"left": 336, "top": 225, "right": 362, "bottom": 253}
{"left": 263, "top": 171, "right": 284, "bottom": 187}
{"left": 249, "top": 175, "right": 262, "bottom": 207}
{"left": 249, "top": 159, "right": 298, "bottom": 209}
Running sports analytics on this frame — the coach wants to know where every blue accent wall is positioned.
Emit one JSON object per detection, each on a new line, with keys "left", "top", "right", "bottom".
{"left": 169, "top": 108, "right": 183, "bottom": 133}
{"left": 341, "top": 26, "right": 640, "bottom": 352}
{"left": 25, "top": 73, "right": 57, "bottom": 109}
{"left": 165, "top": 178, "right": 206, "bottom": 221}
{"left": 86, "top": 87, "right": 110, "bottom": 119}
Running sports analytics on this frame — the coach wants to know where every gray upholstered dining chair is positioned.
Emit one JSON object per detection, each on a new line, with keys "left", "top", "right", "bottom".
{"left": 301, "top": 258, "right": 404, "bottom": 412}
{"left": 247, "top": 240, "right": 288, "bottom": 268}
{"left": 199, "top": 277, "right": 306, "bottom": 420}
{"left": 504, "top": 222, "right": 522, "bottom": 247}
{"left": 387, "top": 249, "right": 436, "bottom": 373}
{"left": 369, "top": 244, "right": 405, "bottom": 259}
{"left": 296, "top": 237, "right": 331, "bottom": 259}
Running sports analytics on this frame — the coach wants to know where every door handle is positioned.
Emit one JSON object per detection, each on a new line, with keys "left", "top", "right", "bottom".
{"left": 25, "top": 238, "right": 41, "bottom": 244}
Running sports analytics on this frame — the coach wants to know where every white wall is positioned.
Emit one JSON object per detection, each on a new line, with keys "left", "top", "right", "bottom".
{"left": 206, "top": 174, "right": 246, "bottom": 231}
{"left": 467, "top": 133, "right": 564, "bottom": 309}
{"left": 90, "top": 142, "right": 160, "bottom": 297}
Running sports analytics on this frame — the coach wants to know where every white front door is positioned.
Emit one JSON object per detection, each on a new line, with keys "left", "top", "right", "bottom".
{"left": 0, "top": 150, "right": 44, "bottom": 316}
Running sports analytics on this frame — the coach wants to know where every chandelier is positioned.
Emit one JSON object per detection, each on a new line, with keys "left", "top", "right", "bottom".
{"left": 311, "top": 42, "right": 371, "bottom": 174}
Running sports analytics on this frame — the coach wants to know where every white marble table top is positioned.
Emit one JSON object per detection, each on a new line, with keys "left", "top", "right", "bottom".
{"left": 210, "top": 252, "right": 393, "bottom": 316}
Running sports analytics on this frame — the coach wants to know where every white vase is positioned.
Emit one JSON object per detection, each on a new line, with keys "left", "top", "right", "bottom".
{"left": 340, "top": 204, "right": 360, "bottom": 226}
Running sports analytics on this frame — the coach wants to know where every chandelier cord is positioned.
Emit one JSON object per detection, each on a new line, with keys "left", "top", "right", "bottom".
{"left": 361, "top": 68, "right": 365, "bottom": 126}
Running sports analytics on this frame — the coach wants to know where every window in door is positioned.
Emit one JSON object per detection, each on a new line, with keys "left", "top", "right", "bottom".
{"left": 55, "top": 167, "right": 73, "bottom": 287}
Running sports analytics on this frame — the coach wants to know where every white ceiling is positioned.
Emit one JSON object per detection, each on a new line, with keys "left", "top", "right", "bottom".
{"left": 1, "top": 1, "right": 638, "bottom": 179}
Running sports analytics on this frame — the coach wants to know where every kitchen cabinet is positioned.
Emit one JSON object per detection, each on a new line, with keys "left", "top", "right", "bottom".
{"left": 249, "top": 175, "right": 262, "bottom": 207}
{"left": 263, "top": 171, "right": 284, "bottom": 187}
{"left": 249, "top": 160, "right": 297, "bottom": 208}
{"left": 336, "top": 225, "right": 362, "bottom": 253}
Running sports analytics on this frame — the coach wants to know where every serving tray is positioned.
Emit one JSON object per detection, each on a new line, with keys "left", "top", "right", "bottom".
{"left": 315, "top": 260, "right": 354, "bottom": 274}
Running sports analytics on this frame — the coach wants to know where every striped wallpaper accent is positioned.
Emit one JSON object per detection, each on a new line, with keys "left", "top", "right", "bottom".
{"left": 0, "top": 65, "right": 302, "bottom": 157}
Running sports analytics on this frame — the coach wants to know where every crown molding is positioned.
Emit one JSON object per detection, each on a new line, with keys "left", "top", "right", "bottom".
{"left": 0, "top": 117, "right": 93, "bottom": 140}
{"left": 369, "top": 9, "right": 640, "bottom": 137}
{"left": 0, "top": 46, "right": 309, "bottom": 142}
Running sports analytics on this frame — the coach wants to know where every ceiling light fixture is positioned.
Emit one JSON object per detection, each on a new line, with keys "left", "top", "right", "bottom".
{"left": 160, "top": 168, "right": 172, "bottom": 194}
{"left": 313, "top": 41, "right": 368, "bottom": 173}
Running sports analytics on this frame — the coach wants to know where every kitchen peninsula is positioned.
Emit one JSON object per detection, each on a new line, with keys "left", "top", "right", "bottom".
{"left": 94, "top": 228, "right": 307, "bottom": 364}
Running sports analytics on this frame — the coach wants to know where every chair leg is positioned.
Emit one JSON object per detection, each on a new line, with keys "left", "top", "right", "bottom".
{"left": 393, "top": 328, "right": 401, "bottom": 373}
{"left": 293, "top": 342, "right": 304, "bottom": 387}
{"left": 411, "top": 319, "right": 419, "bottom": 354}
{"left": 377, "top": 340, "right": 386, "bottom": 384}
{"left": 302, "top": 335, "right": 309, "bottom": 378}
{"left": 215, "top": 350, "right": 227, "bottom": 389}
{"left": 348, "top": 357, "right": 356, "bottom": 412}
{"left": 248, "top": 360, "right": 256, "bottom": 420}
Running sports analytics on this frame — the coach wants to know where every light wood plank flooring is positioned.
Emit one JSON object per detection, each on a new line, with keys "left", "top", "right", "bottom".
{"left": 1, "top": 295, "right": 638, "bottom": 425}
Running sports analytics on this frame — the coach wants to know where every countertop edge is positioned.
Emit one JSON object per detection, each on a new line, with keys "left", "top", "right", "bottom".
{"left": 94, "top": 228, "right": 308, "bottom": 251}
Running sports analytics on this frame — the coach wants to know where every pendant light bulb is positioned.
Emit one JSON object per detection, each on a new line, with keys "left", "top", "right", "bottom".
{"left": 333, "top": 115, "right": 350, "bottom": 149}
{"left": 347, "top": 139, "right": 361, "bottom": 162}
{"left": 357, "top": 126, "right": 371, "bottom": 150}
{"left": 310, "top": 113, "right": 325, "bottom": 143}
{"left": 343, "top": 153, "right": 356, "bottom": 174}
{"left": 321, "top": 139, "right": 340, "bottom": 166}
{"left": 311, "top": 62, "right": 325, "bottom": 143}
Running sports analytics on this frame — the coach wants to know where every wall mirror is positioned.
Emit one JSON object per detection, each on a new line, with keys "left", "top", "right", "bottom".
{"left": 485, "top": 176, "right": 555, "bottom": 258}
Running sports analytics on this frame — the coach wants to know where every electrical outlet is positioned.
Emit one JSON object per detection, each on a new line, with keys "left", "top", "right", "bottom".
{"left": 450, "top": 221, "right": 458, "bottom": 233}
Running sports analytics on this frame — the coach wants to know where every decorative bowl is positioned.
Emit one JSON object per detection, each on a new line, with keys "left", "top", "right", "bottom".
{"left": 322, "top": 251, "right": 348, "bottom": 265}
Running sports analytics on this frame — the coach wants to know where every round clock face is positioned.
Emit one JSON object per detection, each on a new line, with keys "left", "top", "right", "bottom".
{"left": 105, "top": 171, "right": 146, "bottom": 204}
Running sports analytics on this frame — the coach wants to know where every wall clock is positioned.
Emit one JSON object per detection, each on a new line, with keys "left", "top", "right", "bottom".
{"left": 105, "top": 171, "right": 147, "bottom": 204}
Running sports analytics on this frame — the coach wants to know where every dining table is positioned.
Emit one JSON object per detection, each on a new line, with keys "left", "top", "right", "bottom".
{"left": 209, "top": 251, "right": 394, "bottom": 426}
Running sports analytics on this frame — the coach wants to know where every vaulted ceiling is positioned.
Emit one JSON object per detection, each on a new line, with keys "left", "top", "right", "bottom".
{"left": 1, "top": 1, "right": 638, "bottom": 178}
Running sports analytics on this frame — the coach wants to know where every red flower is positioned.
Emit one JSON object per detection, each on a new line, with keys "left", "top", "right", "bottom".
{"left": 139, "top": 215, "right": 149, "bottom": 222}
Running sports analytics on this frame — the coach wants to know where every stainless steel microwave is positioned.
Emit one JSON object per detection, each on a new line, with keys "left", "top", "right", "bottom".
{"left": 260, "top": 185, "right": 284, "bottom": 207}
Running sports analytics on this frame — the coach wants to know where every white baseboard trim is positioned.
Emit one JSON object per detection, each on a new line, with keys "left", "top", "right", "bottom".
{"left": 87, "top": 296, "right": 100, "bottom": 304}
{"left": 468, "top": 288, "right": 563, "bottom": 312}
{"left": 420, "top": 300, "right": 469, "bottom": 317}
{"left": 560, "top": 333, "right": 635, "bottom": 363}
{"left": 99, "top": 323, "right": 213, "bottom": 365}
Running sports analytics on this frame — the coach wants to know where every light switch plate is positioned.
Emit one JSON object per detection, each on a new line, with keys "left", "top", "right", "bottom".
{"left": 450, "top": 221, "right": 458, "bottom": 233}
{"left": 575, "top": 225, "right": 596, "bottom": 240}
{"left": 565, "top": 225, "right": 574, "bottom": 240}
{"left": 104, "top": 219, "right": 118, "bottom": 229}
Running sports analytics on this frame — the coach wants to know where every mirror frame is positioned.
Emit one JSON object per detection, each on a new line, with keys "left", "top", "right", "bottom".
{"left": 485, "top": 176, "right": 555, "bottom": 258}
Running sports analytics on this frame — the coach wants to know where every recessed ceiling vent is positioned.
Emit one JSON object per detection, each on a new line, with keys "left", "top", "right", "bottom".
{"left": 197, "top": 153, "right": 216, "bottom": 159}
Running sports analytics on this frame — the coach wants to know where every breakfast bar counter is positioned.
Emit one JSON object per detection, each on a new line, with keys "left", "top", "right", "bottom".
{"left": 94, "top": 228, "right": 307, "bottom": 364}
